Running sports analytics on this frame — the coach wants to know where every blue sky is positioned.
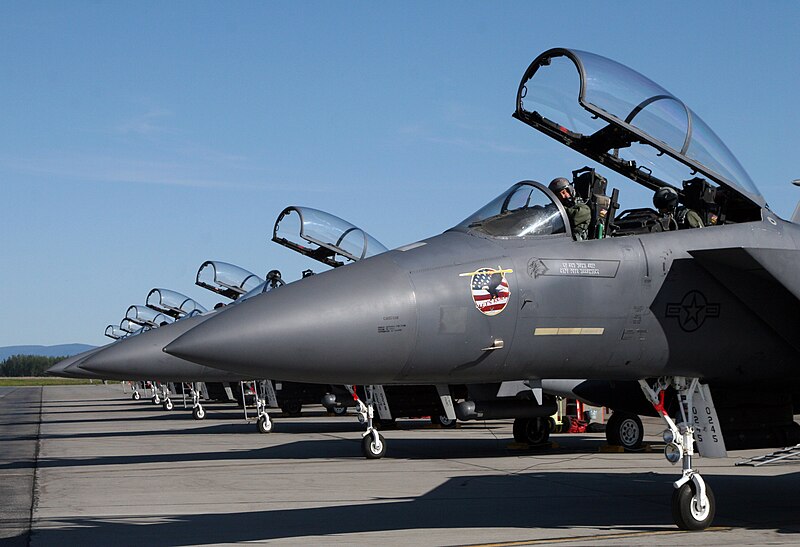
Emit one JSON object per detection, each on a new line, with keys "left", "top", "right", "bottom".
{"left": 2, "top": 2, "right": 799, "bottom": 347}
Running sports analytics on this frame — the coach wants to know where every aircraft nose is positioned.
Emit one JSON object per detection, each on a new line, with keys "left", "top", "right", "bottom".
{"left": 165, "top": 254, "right": 417, "bottom": 384}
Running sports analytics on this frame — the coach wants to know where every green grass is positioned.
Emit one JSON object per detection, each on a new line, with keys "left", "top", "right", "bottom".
{"left": 0, "top": 378, "right": 118, "bottom": 386}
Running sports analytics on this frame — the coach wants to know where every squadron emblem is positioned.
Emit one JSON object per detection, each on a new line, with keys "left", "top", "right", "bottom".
{"left": 459, "top": 267, "right": 513, "bottom": 316}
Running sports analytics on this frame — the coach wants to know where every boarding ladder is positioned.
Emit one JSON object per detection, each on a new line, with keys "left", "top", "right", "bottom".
{"left": 735, "top": 443, "right": 800, "bottom": 467}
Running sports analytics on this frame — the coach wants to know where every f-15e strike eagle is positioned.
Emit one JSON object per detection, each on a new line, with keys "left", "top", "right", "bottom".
{"left": 165, "top": 48, "right": 800, "bottom": 530}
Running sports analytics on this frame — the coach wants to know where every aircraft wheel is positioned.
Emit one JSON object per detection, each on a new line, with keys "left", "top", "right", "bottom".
{"left": 561, "top": 416, "right": 572, "bottom": 432}
{"left": 162, "top": 399, "right": 173, "bottom": 411}
{"left": 152, "top": 394, "right": 161, "bottom": 405}
{"left": 331, "top": 406, "right": 348, "bottom": 416}
{"left": 132, "top": 392, "right": 140, "bottom": 401}
{"left": 431, "top": 414, "right": 457, "bottom": 428}
{"left": 525, "top": 417, "right": 550, "bottom": 444}
{"left": 257, "top": 415, "right": 273, "bottom": 434}
{"left": 361, "top": 433, "right": 386, "bottom": 459}
{"left": 512, "top": 417, "right": 528, "bottom": 443}
{"left": 281, "top": 400, "right": 302, "bottom": 416}
{"left": 192, "top": 406, "right": 206, "bottom": 420}
{"left": 672, "top": 481, "right": 715, "bottom": 531}
{"left": 606, "top": 411, "right": 644, "bottom": 449}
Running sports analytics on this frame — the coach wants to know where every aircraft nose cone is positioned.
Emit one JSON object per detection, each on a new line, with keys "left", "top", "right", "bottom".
{"left": 47, "top": 347, "right": 102, "bottom": 377}
{"left": 80, "top": 313, "right": 244, "bottom": 382}
{"left": 166, "top": 254, "right": 417, "bottom": 384}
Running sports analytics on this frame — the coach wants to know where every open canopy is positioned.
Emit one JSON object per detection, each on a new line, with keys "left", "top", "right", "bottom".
{"left": 125, "top": 305, "right": 174, "bottom": 328}
{"left": 513, "top": 48, "right": 766, "bottom": 215}
{"left": 272, "top": 206, "right": 388, "bottom": 268}
{"left": 195, "top": 261, "right": 264, "bottom": 300}
{"left": 104, "top": 324, "right": 128, "bottom": 339}
{"left": 146, "top": 288, "right": 207, "bottom": 318}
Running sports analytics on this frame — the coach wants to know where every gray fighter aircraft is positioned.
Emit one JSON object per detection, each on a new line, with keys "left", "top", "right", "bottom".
{"left": 165, "top": 48, "right": 800, "bottom": 530}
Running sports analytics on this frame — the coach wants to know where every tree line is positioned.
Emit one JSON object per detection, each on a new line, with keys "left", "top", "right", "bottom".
{"left": 0, "top": 355, "right": 66, "bottom": 377}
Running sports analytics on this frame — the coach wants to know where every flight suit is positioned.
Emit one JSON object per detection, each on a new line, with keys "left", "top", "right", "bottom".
{"left": 565, "top": 200, "right": 592, "bottom": 240}
{"left": 676, "top": 207, "right": 704, "bottom": 229}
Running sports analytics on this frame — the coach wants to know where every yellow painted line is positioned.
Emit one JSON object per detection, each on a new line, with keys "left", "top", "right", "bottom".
{"left": 460, "top": 527, "right": 732, "bottom": 546}
{"left": 533, "top": 327, "right": 605, "bottom": 336}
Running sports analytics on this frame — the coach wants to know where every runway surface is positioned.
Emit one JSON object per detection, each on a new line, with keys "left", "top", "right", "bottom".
{"left": 1, "top": 384, "right": 799, "bottom": 545}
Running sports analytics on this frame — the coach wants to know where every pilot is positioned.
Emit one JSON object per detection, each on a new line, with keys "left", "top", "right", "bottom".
{"left": 549, "top": 177, "right": 591, "bottom": 240}
{"left": 653, "top": 187, "right": 703, "bottom": 230}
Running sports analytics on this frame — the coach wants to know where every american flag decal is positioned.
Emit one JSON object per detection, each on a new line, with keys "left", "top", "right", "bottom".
{"left": 459, "top": 267, "right": 513, "bottom": 316}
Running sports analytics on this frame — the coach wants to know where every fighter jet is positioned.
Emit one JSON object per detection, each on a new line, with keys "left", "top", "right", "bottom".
{"left": 166, "top": 48, "right": 800, "bottom": 530}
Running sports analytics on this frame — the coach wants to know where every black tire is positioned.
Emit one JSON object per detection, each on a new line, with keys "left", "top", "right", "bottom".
{"left": 162, "top": 399, "right": 173, "bottom": 411}
{"left": 561, "top": 416, "right": 572, "bottom": 432}
{"left": 513, "top": 417, "right": 529, "bottom": 443}
{"left": 192, "top": 406, "right": 206, "bottom": 420}
{"left": 257, "top": 415, "right": 273, "bottom": 434}
{"left": 671, "top": 481, "right": 715, "bottom": 531}
{"left": 132, "top": 392, "right": 140, "bottom": 401}
{"left": 332, "top": 406, "right": 348, "bottom": 416}
{"left": 431, "top": 414, "right": 457, "bottom": 428}
{"left": 606, "top": 411, "right": 644, "bottom": 449}
{"left": 281, "top": 400, "right": 302, "bottom": 416}
{"left": 513, "top": 417, "right": 549, "bottom": 445}
{"left": 361, "top": 433, "right": 387, "bottom": 459}
{"left": 152, "top": 395, "right": 160, "bottom": 405}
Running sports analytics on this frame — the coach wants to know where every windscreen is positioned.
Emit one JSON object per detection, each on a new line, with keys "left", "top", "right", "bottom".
{"left": 454, "top": 182, "right": 567, "bottom": 238}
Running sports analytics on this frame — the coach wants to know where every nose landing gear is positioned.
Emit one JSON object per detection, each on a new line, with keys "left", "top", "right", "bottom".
{"left": 639, "top": 377, "right": 722, "bottom": 531}
{"left": 347, "top": 385, "right": 386, "bottom": 459}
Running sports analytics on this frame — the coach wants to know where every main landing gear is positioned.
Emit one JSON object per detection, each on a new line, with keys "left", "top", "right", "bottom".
{"left": 639, "top": 377, "right": 717, "bottom": 531}
{"left": 512, "top": 416, "right": 550, "bottom": 445}
{"left": 606, "top": 411, "right": 644, "bottom": 450}
{"left": 348, "top": 385, "right": 386, "bottom": 459}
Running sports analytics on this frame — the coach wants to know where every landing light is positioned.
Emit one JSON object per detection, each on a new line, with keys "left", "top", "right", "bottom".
{"left": 662, "top": 429, "right": 676, "bottom": 444}
{"left": 664, "top": 442, "right": 682, "bottom": 464}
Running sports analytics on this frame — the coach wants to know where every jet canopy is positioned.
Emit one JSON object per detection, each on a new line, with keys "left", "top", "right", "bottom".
{"left": 124, "top": 305, "right": 174, "bottom": 328}
{"left": 513, "top": 48, "right": 766, "bottom": 217}
{"left": 272, "top": 206, "right": 388, "bottom": 267}
{"left": 454, "top": 181, "right": 569, "bottom": 239}
{"left": 119, "top": 318, "right": 147, "bottom": 334}
{"left": 146, "top": 288, "right": 207, "bottom": 319}
{"left": 104, "top": 324, "right": 128, "bottom": 339}
{"left": 195, "top": 261, "right": 264, "bottom": 300}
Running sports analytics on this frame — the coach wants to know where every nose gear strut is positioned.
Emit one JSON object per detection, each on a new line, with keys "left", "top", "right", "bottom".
{"left": 639, "top": 377, "right": 718, "bottom": 531}
{"left": 347, "top": 385, "right": 386, "bottom": 459}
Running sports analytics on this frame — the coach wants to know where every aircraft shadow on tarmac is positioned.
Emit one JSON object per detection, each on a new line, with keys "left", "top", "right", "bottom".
{"left": 0, "top": 434, "right": 632, "bottom": 471}
{"left": 17, "top": 471, "right": 800, "bottom": 545}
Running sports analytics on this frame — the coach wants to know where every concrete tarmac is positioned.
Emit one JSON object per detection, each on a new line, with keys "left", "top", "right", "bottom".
{"left": 1, "top": 384, "right": 799, "bottom": 546}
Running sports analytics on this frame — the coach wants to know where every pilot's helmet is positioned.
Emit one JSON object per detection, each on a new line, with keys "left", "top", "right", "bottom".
{"left": 653, "top": 187, "right": 679, "bottom": 211}
{"left": 266, "top": 269, "right": 282, "bottom": 281}
{"left": 549, "top": 177, "right": 575, "bottom": 204}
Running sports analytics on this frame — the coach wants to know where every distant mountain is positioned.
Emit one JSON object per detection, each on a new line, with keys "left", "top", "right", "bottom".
{"left": 0, "top": 344, "right": 96, "bottom": 361}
